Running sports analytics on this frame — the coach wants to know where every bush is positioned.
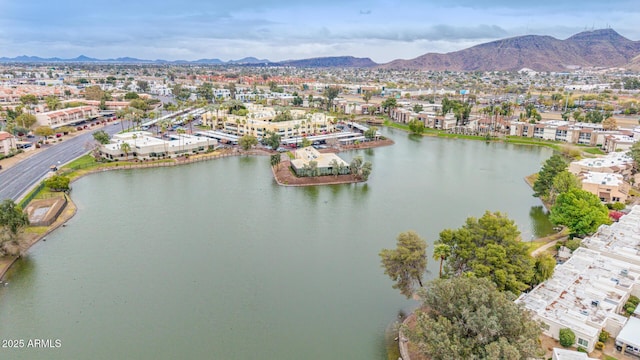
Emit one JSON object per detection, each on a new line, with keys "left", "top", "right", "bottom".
{"left": 599, "top": 330, "right": 610, "bottom": 342}
{"left": 559, "top": 328, "right": 576, "bottom": 347}
{"left": 577, "top": 346, "right": 587, "bottom": 353}
{"left": 564, "top": 238, "right": 582, "bottom": 251}
{"left": 595, "top": 341, "right": 605, "bottom": 350}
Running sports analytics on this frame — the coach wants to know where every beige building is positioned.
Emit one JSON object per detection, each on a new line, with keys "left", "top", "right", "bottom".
{"left": 0, "top": 131, "right": 17, "bottom": 156}
{"left": 580, "top": 172, "right": 630, "bottom": 203}
{"left": 568, "top": 152, "right": 634, "bottom": 179}
{"left": 202, "top": 104, "right": 337, "bottom": 139}
{"left": 290, "top": 146, "right": 349, "bottom": 177}
{"left": 35, "top": 106, "right": 98, "bottom": 129}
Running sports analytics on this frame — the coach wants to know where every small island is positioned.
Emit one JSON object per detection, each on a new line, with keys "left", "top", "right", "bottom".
{"left": 272, "top": 146, "right": 372, "bottom": 186}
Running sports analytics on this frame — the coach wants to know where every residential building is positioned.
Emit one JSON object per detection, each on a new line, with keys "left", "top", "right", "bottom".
{"left": 0, "top": 131, "right": 17, "bottom": 155}
{"left": 568, "top": 152, "right": 634, "bottom": 179}
{"left": 35, "top": 106, "right": 99, "bottom": 128}
{"left": 518, "top": 206, "right": 640, "bottom": 353}
{"left": 602, "top": 134, "right": 637, "bottom": 153}
{"left": 580, "top": 172, "right": 630, "bottom": 203}
{"left": 552, "top": 348, "right": 598, "bottom": 360}
{"left": 202, "top": 104, "right": 337, "bottom": 140}
{"left": 290, "top": 146, "right": 349, "bottom": 177}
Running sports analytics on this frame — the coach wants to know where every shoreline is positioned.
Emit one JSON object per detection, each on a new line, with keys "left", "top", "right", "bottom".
{"left": 0, "top": 139, "right": 393, "bottom": 280}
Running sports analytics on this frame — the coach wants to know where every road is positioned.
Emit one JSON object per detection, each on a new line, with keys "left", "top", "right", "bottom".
{"left": 0, "top": 122, "right": 125, "bottom": 202}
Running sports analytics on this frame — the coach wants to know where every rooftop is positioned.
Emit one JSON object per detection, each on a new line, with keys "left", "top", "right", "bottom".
{"left": 581, "top": 172, "right": 625, "bottom": 186}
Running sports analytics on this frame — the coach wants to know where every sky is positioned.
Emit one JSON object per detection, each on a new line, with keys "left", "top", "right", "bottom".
{"left": 0, "top": 0, "right": 638, "bottom": 63}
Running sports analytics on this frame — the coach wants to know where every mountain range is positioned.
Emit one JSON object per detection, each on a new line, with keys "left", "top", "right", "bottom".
{"left": 1, "top": 29, "right": 638, "bottom": 71}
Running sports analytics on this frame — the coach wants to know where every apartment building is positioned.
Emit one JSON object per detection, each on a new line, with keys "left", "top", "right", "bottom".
{"left": 517, "top": 206, "right": 640, "bottom": 352}
{"left": 580, "top": 172, "right": 630, "bottom": 203}
{"left": 568, "top": 152, "right": 634, "bottom": 179}
{"left": 290, "top": 146, "right": 350, "bottom": 177}
{"left": 0, "top": 131, "right": 17, "bottom": 156}
{"left": 35, "top": 106, "right": 98, "bottom": 128}
{"left": 202, "top": 104, "right": 337, "bottom": 140}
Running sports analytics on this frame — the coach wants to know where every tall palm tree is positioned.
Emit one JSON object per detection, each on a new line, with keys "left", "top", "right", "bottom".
{"left": 432, "top": 244, "right": 451, "bottom": 278}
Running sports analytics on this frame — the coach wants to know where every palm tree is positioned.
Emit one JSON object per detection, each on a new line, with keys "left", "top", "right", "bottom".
{"left": 432, "top": 244, "right": 451, "bottom": 278}
{"left": 120, "top": 142, "right": 131, "bottom": 159}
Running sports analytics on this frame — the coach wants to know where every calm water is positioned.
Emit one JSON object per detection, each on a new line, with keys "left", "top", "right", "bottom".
{"left": 0, "top": 128, "right": 553, "bottom": 359}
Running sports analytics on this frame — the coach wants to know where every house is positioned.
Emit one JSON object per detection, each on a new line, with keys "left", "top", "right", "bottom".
{"left": 0, "top": 131, "right": 17, "bottom": 156}
{"left": 615, "top": 316, "right": 640, "bottom": 356}
{"left": 579, "top": 172, "right": 630, "bottom": 203}
{"left": 290, "top": 146, "right": 349, "bottom": 177}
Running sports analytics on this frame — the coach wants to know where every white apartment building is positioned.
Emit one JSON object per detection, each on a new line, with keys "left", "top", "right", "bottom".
{"left": 568, "top": 152, "right": 634, "bottom": 179}
{"left": 517, "top": 206, "right": 640, "bottom": 352}
{"left": 99, "top": 131, "right": 216, "bottom": 161}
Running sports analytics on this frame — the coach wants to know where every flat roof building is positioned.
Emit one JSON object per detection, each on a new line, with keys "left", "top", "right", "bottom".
{"left": 290, "top": 146, "right": 349, "bottom": 177}
{"left": 518, "top": 205, "right": 640, "bottom": 352}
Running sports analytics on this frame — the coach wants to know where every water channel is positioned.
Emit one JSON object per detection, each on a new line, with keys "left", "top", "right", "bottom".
{"left": 0, "top": 128, "right": 554, "bottom": 359}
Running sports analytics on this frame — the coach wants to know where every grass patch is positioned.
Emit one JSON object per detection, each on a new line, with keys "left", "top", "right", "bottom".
{"left": 504, "top": 136, "right": 562, "bottom": 151}
{"left": 25, "top": 226, "right": 49, "bottom": 235}
{"left": 603, "top": 355, "right": 618, "bottom": 360}
{"left": 583, "top": 147, "right": 605, "bottom": 155}
{"left": 526, "top": 241, "right": 547, "bottom": 253}
{"left": 64, "top": 154, "right": 97, "bottom": 169}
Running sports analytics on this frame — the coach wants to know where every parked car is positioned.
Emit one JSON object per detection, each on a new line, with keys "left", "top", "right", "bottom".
{"left": 55, "top": 133, "right": 62, "bottom": 138}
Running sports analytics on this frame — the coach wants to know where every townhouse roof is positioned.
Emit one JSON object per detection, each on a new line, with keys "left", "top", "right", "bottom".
{"left": 581, "top": 172, "right": 625, "bottom": 186}
{"left": 571, "top": 152, "right": 634, "bottom": 170}
{"left": 0, "top": 131, "right": 13, "bottom": 141}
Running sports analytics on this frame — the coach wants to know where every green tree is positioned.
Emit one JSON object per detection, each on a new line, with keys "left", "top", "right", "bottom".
{"left": 436, "top": 211, "right": 534, "bottom": 294}
{"left": 381, "top": 97, "right": 397, "bottom": 115}
{"left": 323, "top": 86, "right": 340, "bottom": 111}
{"left": 533, "top": 154, "right": 567, "bottom": 198}
{"left": 14, "top": 113, "right": 37, "bottom": 129}
{"left": 137, "top": 80, "right": 149, "bottom": 93}
{"left": 44, "top": 175, "right": 70, "bottom": 192}
{"left": 432, "top": 243, "right": 451, "bottom": 278}
{"left": 405, "top": 277, "right": 542, "bottom": 360}
{"left": 84, "top": 85, "right": 105, "bottom": 101}
{"left": 550, "top": 188, "right": 611, "bottom": 238}
{"left": 0, "top": 199, "right": 30, "bottom": 256}
{"left": 196, "top": 82, "right": 214, "bottom": 102}
{"left": 362, "top": 91, "right": 372, "bottom": 104}
{"left": 628, "top": 141, "right": 640, "bottom": 169}
{"left": 359, "top": 161, "right": 372, "bottom": 181}
{"left": 301, "top": 137, "right": 312, "bottom": 148}
{"left": 34, "top": 125, "right": 54, "bottom": 141}
{"left": 550, "top": 170, "right": 581, "bottom": 202}
{"left": 239, "top": 135, "right": 258, "bottom": 151}
{"left": 364, "top": 126, "right": 378, "bottom": 140}
{"left": 19, "top": 94, "right": 38, "bottom": 107}
{"left": 129, "top": 98, "right": 149, "bottom": 111}
{"left": 412, "top": 104, "right": 424, "bottom": 113}
{"left": 124, "top": 92, "right": 139, "bottom": 100}
{"left": 120, "top": 142, "right": 131, "bottom": 158}
{"left": 263, "top": 131, "right": 281, "bottom": 150}
{"left": 45, "top": 96, "right": 61, "bottom": 111}
{"left": 329, "top": 159, "right": 341, "bottom": 177}
{"left": 270, "top": 154, "right": 281, "bottom": 169}
{"left": 408, "top": 119, "right": 425, "bottom": 135}
{"left": 532, "top": 253, "right": 556, "bottom": 285}
{"left": 559, "top": 328, "right": 576, "bottom": 348}
{"left": 379, "top": 231, "right": 427, "bottom": 298}
{"left": 92, "top": 130, "right": 110, "bottom": 145}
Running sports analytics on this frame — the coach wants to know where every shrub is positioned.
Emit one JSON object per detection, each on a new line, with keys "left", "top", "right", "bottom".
{"left": 599, "top": 330, "right": 610, "bottom": 342}
{"left": 564, "top": 238, "right": 582, "bottom": 251}
{"left": 595, "top": 341, "right": 605, "bottom": 350}
{"left": 559, "top": 328, "right": 576, "bottom": 347}
{"left": 577, "top": 346, "right": 587, "bottom": 353}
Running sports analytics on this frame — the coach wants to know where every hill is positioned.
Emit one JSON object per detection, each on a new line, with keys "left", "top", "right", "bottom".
{"left": 381, "top": 29, "right": 640, "bottom": 71}
{"left": 278, "top": 56, "right": 377, "bottom": 68}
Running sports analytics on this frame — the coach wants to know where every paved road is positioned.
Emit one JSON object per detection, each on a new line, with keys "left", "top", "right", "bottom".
{"left": 0, "top": 122, "right": 125, "bottom": 202}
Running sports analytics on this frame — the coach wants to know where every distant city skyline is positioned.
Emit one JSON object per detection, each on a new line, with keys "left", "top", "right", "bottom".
{"left": 1, "top": 0, "right": 638, "bottom": 63}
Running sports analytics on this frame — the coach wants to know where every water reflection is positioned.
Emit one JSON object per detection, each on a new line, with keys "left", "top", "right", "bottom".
{"left": 529, "top": 206, "right": 554, "bottom": 238}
